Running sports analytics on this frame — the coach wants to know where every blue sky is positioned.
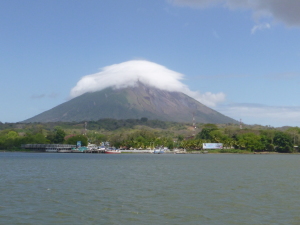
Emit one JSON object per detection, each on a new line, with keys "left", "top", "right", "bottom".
{"left": 1, "top": 0, "right": 300, "bottom": 127}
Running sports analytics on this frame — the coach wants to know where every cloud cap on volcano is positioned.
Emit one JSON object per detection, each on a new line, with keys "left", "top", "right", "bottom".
{"left": 70, "top": 60, "right": 225, "bottom": 107}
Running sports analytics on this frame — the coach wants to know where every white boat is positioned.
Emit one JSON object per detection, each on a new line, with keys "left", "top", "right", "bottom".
{"left": 153, "top": 149, "right": 164, "bottom": 154}
{"left": 105, "top": 149, "right": 121, "bottom": 154}
{"left": 57, "top": 149, "right": 71, "bottom": 153}
{"left": 88, "top": 144, "right": 97, "bottom": 150}
{"left": 104, "top": 147, "right": 121, "bottom": 154}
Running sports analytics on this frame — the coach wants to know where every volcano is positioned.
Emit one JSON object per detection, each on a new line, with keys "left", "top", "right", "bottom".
{"left": 23, "top": 82, "right": 237, "bottom": 124}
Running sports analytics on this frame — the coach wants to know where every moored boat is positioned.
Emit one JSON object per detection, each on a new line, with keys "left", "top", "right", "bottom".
{"left": 153, "top": 148, "right": 164, "bottom": 154}
{"left": 105, "top": 150, "right": 121, "bottom": 154}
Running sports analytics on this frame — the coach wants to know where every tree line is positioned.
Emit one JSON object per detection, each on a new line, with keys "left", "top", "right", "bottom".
{"left": 0, "top": 127, "right": 88, "bottom": 150}
{"left": 179, "top": 124, "right": 296, "bottom": 153}
{"left": 0, "top": 120, "right": 298, "bottom": 153}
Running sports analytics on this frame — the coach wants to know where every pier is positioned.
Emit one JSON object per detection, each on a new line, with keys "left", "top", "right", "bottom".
{"left": 21, "top": 144, "right": 76, "bottom": 152}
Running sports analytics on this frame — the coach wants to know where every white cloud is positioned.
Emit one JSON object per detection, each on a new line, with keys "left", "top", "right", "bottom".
{"left": 70, "top": 60, "right": 225, "bottom": 107}
{"left": 168, "top": 0, "right": 300, "bottom": 27}
{"left": 217, "top": 103, "right": 300, "bottom": 127}
{"left": 197, "top": 92, "right": 225, "bottom": 107}
{"left": 251, "top": 23, "right": 270, "bottom": 34}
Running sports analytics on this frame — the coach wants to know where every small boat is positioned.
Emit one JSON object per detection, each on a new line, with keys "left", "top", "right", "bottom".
{"left": 105, "top": 147, "right": 121, "bottom": 154}
{"left": 105, "top": 150, "right": 121, "bottom": 154}
{"left": 57, "top": 149, "right": 72, "bottom": 153}
{"left": 88, "top": 144, "right": 97, "bottom": 150}
{"left": 153, "top": 149, "right": 164, "bottom": 154}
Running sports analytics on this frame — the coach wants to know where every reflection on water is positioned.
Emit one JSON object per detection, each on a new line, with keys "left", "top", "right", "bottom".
{"left": 1, "top": 153, "right": 300, "bottom": 224}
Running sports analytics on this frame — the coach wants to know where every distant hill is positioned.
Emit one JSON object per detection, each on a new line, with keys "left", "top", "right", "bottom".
{"left": 22, "top": 82, "right": 238, "bottom": 124}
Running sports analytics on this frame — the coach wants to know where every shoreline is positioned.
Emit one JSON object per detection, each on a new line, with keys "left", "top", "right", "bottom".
{"left": 0, "top": 150, "right": 299, "bottom": 154}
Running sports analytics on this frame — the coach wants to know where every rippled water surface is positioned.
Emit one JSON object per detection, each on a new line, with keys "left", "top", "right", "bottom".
{"left": 1, "top": 153, "right": 300, "bottom": 224}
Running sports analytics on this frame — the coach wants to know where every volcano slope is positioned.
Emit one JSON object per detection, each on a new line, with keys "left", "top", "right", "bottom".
{"left": 23, "top": 83, "right": 237, "bottom": 124}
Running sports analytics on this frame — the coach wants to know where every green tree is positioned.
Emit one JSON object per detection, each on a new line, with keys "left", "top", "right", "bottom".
{"left": 87, "top": 131, "right": 107, "bottom": 145}
{"left": 141, "top": 117, "right": 148, "bottom": 122}
{"left": 33, "top": 133, "right": 49, "bottom": 144}
{"left": 196, "top": 124, "right": 218, "bottom": 140}
{"left": 47, "top": 127, "right": 66, "bottom": 144}
{"left": 260, "top": 135, "right": 274, "bottom": 151}
{"left": 3, "top": 131, "right": 20, "bottom": 149}
{"left": 6, "top": 131, "right": 19, "bottom": 139}
{"left": 177, "top": 135, "right": 184, "bottom": 142}
{"left": 209, "top": 130, "right": 230, "bottom": 144}
{"left": 65, "top": 134, "right": 88, "bottom": 146}
{"left": 180, "top": 140, "right": 189, "bottom": 150}
{"left": 236, "top": 133, "right": 265, "bottom": 152}
{"left": 285, "top": 127, "right": 300, "bottom": 146}
{"left": 273, "top": 132, "right": 293, "bottom": 153}
{"left": 260, "top": 129, "right": 276, "bottom": 145}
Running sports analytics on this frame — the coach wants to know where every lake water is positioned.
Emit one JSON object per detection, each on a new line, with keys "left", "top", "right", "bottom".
{"left": 1, "top": 152, "right": 300, "bottom": 225}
